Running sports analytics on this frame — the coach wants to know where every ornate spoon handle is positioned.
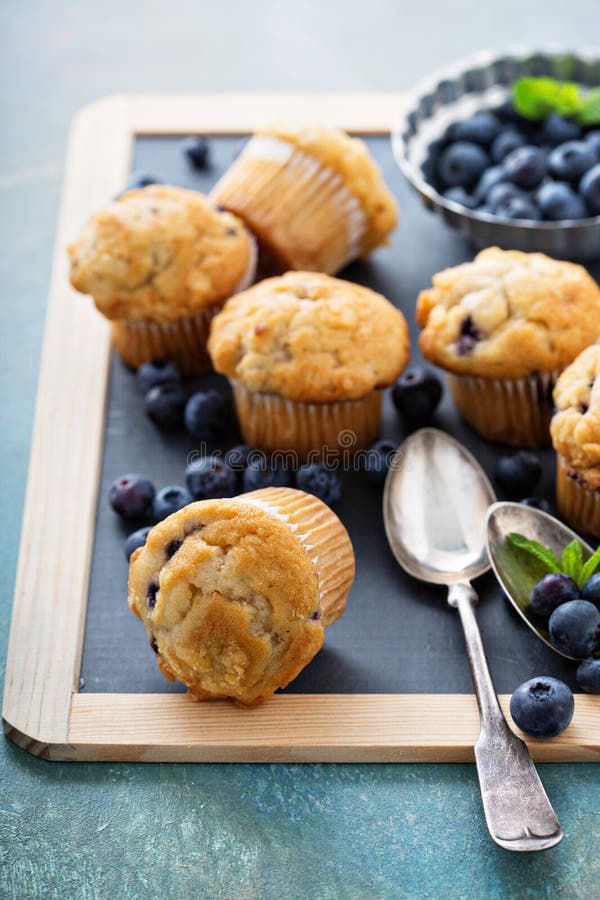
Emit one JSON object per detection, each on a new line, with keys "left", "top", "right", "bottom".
{"left": 448, "top": 581, "right": 563, "bottom": 852}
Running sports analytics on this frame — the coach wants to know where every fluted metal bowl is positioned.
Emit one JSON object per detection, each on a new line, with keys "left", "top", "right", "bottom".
{"left": 392, "top": 48, "right": 600, "bottom": 260}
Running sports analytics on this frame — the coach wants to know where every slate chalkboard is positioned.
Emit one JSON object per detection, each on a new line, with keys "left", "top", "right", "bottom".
{"left": 81, "top": 135, "right": 599, "bottom": 696}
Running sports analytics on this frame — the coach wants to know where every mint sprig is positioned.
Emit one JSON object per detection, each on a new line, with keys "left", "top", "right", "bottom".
{"left": 507, "top": 532, "right": 600, "bottom": 587}
{"left": 512, "top": 77, "right": 600, "bottom": 125}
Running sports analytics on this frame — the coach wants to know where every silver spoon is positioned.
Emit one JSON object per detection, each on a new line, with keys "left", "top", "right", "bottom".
{"left": 487, "top": 501, "right": 597, "bottom": 661}
{"left": 383, "top": 427, "right": 562, "bottom": 852}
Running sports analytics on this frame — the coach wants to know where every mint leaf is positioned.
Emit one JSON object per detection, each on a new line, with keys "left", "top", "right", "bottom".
{"left": 580, "top": 87, "right": 600, "bottom": 125}
{"left": 513, "top": 78, "right": 583, "bottom": 121}
{"left": 561, "top": 540, "right": 583, "bottom": 583}
{"left": 580, "top": 545, "right": 600, "bottom": 584}
{"left": 507, "top": 533, "right": 562, "bottom": 573}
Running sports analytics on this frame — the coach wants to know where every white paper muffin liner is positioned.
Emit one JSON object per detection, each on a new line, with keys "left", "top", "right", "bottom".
{"left": 556, "top": 455, "right": 600, "bottom": 538}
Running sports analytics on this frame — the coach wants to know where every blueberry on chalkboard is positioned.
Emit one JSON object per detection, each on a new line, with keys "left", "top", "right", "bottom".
{"left": 510, "top": 677, "right": 574, "bottom": 738}
{"left": 519, "top": 496, "right": 552, "bottom": 514}
{"left": 145, "top": 382, "right": 187, "bottom": 430}
{"left": 391, "top": 366, "right": 442, "bottom": 422}
{"left": 153, "top": 485, "right": 193, "bottom": 521}
{"left": 364, "top": 440, "right": 397, "bottom": 486}
{"left": 494, "top": 451, "right": 541, "bottom": 499}
{"left": 117, "top": 173, "right": 163, "bottom": 197}
{"left": 125, "top": 526, "right": 153, "bottom": 561}
{"left": 182, "top": 136, "right": 210, "bottom": 169}
{"left": 137, "top": 358, "right": 181, "bottom": 393}
{"left": 224, "top": 444, "right": 253, "bottom": 472}
{"left": 186, "top": 455, "right": 237, "bottom": 499}
{"left": 109, "top": 474, "right": 155, "bottom": 519}
{"left": 184, "top": 390, "right": 230, "bottom": 440}
{"left": 242, "top": 458, "right": 292, "bottom": 493}
{"left": 296, "top": 463, "right": 342, "bottom": 506}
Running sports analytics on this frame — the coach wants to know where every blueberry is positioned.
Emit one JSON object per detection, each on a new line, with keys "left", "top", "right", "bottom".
{"left": 519, "top": 496, "right": 552, "bottom": 514}
{"left": 494, "top": 99, "right": 529, "bottom": 127}
{"left": 145, "top": 382, "right": 187, "bottom": 430}
{"left": 184, "top": 390, "right": 230, "bottom": 440}
{"left": 473, "top": 165, "right": 507, "bottom": 201}
{"left": 295, "top": 463, "right": 342, "bottom": 506}
{"left": 242, "top": 458, "right": 292, "bottom": 492}
{"left": 492, "top": 195, "right": 541, "bottom": 221}
{"left": 442, "top": 186, "right": 479, "bottom": 209}
{"left": 491, "top": 129, "right": 527, "bottom": 163}
{"left": 224, "top": 444, "right": 253, "bottom": 472}
{"left": 181, "top": 136, "right": 210, "bottom": 169}
{"left": 579, "top": 163, "right": 600, "bottom": 215}
{"left": 391, "top": 366, "right": 442, "bottom": 421}
{"left": 494, "top": 451, "right": 542, "bottom": 498}
{"left": 153, "top": 485, "right": 193, "bottom": 520}
{"left": 584, "top": 129, "right": 600, "bottom": 159}
{"left": 580, "top": 572, "right": 600, "bottom": 609}
{"left": 438, "top": 142, "right": 490, "bottom": 189}
{"left": 456, "top": 315, "right": 481, "bottom": 356}
{"left": 109, "top": 473, "right": 155, "bottom": 518}
{"left": 451, "top": 112, "right": 502, "bottom": 147}
{"left": 137, "top": 358, "right": 181, "bottom": 393}
{"left": 576, "top": 658, "right": 600, "bottom": 693}
{"left": 119, "top": 173, "right": 162, "bottom": 196}
{"left": 549, "top": 600, "right": 600, "bottom": 657}
{"left": 510, "top": 677, "right": 574, "bottom": 738}
{"left": 541, "top": 114, "right": 582, "bottom": 146}
{"left": 364, "top": 439, "right": 397, "bottom": 486}
{"left": 125, "top": 526, "right": 152, "bottom": 561}
{"left": 504, "top": 145, "right": 547, "bottom": 188}
{"left": 529, "top": 573, "right": 579, "bottom": 620}
{"left": 537, "top": 181, "right": 588, "bottom": 220}
{"left": 486, "top": 182, "right": 528, "bottom": 212}
{"left": 186, "top": 455, "right": 237, "bottom": 499}
{"left": 548, "top": 140, "right": 597, "bottom": 182}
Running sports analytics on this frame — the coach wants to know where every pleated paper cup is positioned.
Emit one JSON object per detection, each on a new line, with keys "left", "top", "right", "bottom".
{"left": 240, "top": 487, "right": 355, "bottom": 627}
{"left": 231, "top": 381, "right": 383, "bottom": 460}
{"left": 211, "top": 135, "right": 368, "bottom": 275}
{"left": 447, "top": 370, "right": 560, "bottom": 448}
{"left": 556, "top": 455, "right": 600, "bottom": 538}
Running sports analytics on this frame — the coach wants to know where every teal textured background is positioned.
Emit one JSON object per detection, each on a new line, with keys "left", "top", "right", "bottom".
{"left": 1, "top": 2, "right": 599, "bottom": 897}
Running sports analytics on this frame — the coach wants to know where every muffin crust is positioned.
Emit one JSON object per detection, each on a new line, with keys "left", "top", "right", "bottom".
{"left": 552, "top": 344, "right": 600, "bottom": 488}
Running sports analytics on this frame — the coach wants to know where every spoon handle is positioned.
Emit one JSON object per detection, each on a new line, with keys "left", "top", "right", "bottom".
{"left": 448, "top": 582, "right": 563, "bottom": 852}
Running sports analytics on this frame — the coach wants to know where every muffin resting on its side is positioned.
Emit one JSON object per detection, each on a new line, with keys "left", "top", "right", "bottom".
{"left": 416, "top": 247, "right": 600, "bottom": 448}
{"left": 128, "top": 487, "right": 355, "bottom": 706}
{"left": 208, "top": 271, "right": 410, "bottom": 458}
{"left": 211, "top": 125, "right": 398, "bottom": 275}
{"left": 68, "top": 185, "right": 257, "bottom": 373}
{"left": 552, "top": 344, "right": 600, "bottom": 537}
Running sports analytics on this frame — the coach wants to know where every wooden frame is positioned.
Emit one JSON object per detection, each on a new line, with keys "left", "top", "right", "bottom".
{"left": 3, "top": 93, "right": 600, "bottom": 762}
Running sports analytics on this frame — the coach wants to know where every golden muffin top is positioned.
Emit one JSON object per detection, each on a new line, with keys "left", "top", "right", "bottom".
{"left": 416, "top": 248, "right": 600, "bottom": 379}
{"left": 68, "top": 185, "right": 256, "bottom": 322}
{"left": 128, "top": 492, "right": 325, "bottom": 707}
{"left": 208, "top": 271, "right": 410, "bottom": 403}
{"left": 552, "top": 344, "right": 600, "bottom": 488}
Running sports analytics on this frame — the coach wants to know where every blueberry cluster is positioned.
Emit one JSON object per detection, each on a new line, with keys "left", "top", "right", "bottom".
{"left": 427, "top": 105, "right": 600, "bottom": 222}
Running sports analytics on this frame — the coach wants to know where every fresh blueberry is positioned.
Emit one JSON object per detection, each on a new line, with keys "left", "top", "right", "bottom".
{"left": 145, "top": 382, "right": 187, "bottom": 430}
{"left": 519, "top": 497, "right": 552, "bottom": 514}
{"left": 548, "top": 141, "right": 596, "bottom": 182}
{"left": 364, "top": 439, "right": 397, "bottom": 486}
{"left": 579, "top": 163, "right": 600, "bottom": 215}
{"left": 576, "top": 658, "right": 600, "bottom": 693}
{"left": 186, "top": 455, "right": 237, "bottom": 499}
{"left": 541, "top": 114, "right": 582, "bottom": 146}
{"left": 442, "top": 186, "right": 479, "bottom": 209}
{"left": 492, "top": 195, "right": 541, "bottom": 221}
{"left": 584, "top": 129, "right": 600, "bottom": 160}
{"left": 580, "top": 572, "right": 600, "bottom": 609}
{"left": 486, "top": 182, "right": 528, "bottom": 212}
{"left": 224, "top": 444, "right": 253, "bottom": 472}
{"left": 549, "top": 600, "right": 600, "bottom": 657}
{"left": 153, "top": 485, "right": 193, "bottom": 521}
{"left": 537, "top": 181, "right": 588, "bottom": 220}
{"left": 494, "top": 451, "right": 542, "bottom": 499}
{"left": 391, "top": 366, "right": 442, "bottom": 421}
{"left": 119, "top": 173, "right": 162, "bottom": 195}
{"left": 109, "top": 473, "right": 155, "bottom": 518}
{"left": 137, "top": 358, "right": 181, "bottom": 393}
{"left": 529, "top": 573, "right": 579, "bottom": 620}
{"left": 438, "top": 142, "right": 490, "bottom": 189}
{"left": 473, "top": 165, "right": 507, "bottom": 201}
{"left": 242, "top": 458, "right": 292, "bottom": 492}
{"left": 450, "top": 112, "right": 502, "bottom": 147}
{"left": 295, "top": 463, "right": 342, "bottom": 506}
{"left": 510, "top": 677, "right": 574, "bottom": 738}
{"left": 504, "top": 145, "right": 547, "bottom": 188}
{"left": 184, "top": 390, "right": 230, "bottom": 440}
{"left": 125, "top": 526, "right": 152, "bottom": 561}
{"left": 491, "top": 129, "right": 527, "bottom": 163}
{"left": 494, "top": 99, "right": 527, "bottom": 125}
{"left": 181, "top": 136, "right": 210, "bottom": 169}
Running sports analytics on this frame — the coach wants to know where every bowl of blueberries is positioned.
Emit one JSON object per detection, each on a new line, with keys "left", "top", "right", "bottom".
{"left": 393, "top": 48, "right": 600, "bottom": 259}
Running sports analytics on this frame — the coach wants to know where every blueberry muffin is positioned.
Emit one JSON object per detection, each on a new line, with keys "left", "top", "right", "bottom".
{"left": 211, "top": 125, "right": 398, "bottom": 275}
{"left": 416, "top": 247, "right": 600, "bottom": 447}
{"left": 208, "top": 271, "right": 410, "bottom": 458}
{"left": 552, "top": 344, "right": 600, "bottom": 536}
{"left": 68, "top": 185, "right": 257, "bottom": 373}
{"left": 128, "top": 487, "right": 355, "bottom": 706}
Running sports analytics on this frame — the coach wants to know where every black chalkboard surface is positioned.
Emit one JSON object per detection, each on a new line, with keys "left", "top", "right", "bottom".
{"left": 81, "top": 135, "right": 598, "bottom": 696}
